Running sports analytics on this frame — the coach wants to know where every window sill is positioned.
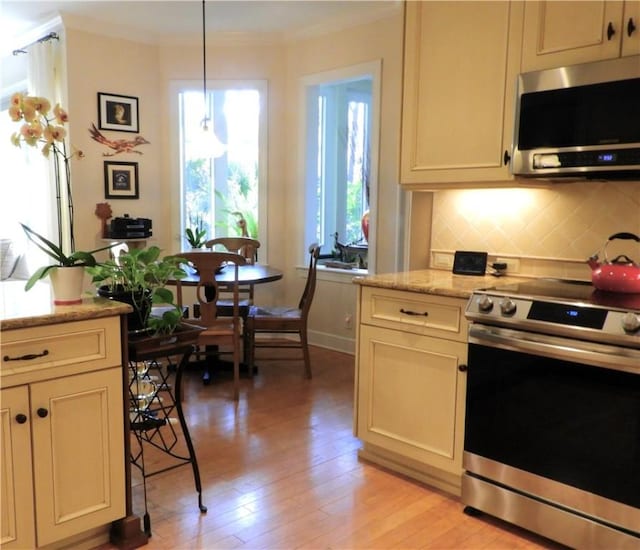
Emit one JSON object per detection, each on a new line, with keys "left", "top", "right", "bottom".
{"left": 295, "top": 264, "right": 367, "bottom": 283}
{"left": 318, "top": 264, "right": 367, "bottom": 282}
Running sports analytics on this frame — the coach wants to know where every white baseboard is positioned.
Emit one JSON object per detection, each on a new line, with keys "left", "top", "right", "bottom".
{"left": 308, "top": 329, "right": 355, "bottom": 355}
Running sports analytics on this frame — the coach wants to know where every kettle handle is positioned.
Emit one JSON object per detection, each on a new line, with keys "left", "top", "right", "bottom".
{"left": 608, "top": 232, "right": 640, "bottom": 242}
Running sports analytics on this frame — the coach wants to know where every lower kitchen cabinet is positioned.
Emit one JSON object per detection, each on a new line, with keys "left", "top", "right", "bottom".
{"left": 354, "top": 286, "right": 468, "bottom": 495}
{"left": 1, "top": 317, "right": 126, "bottom": 549}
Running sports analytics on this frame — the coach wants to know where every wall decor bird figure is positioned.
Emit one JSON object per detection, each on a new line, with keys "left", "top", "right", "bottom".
{"left": 89, "top": 123, "right": 150, "bottom": 156}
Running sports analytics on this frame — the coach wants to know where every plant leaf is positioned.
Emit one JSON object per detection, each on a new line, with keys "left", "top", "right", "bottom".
{"left": 21, "top": 223, "right": 67, "bottom": 264}
{"left": 24, "top": 265, "right": 55, "bottom": 290}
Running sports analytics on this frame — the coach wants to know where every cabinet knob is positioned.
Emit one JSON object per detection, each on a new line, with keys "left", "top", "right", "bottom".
{"left": 503, "top": 150, "right": 511, "bottom": 165}
{"left": 607, "top": 21, "right": 615, "bottom": 40}
{"left": 458, "top": 364, "right": 468, "bottom": 372}
{"left": 628, "top": 17, "right": 637, "bottom": 37}
{"left": 15, "top": 414, "right": 28, "bottom": 424}
{"left": 37, "top": 408, "right": 49, "bottom": 418}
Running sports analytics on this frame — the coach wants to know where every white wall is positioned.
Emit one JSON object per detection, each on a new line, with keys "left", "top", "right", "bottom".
{"left": 62, "top": 7, "right": 405, "bottom": 354}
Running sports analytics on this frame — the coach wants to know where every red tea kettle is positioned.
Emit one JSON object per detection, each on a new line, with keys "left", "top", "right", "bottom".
{"left": 588, "top": 232, "right": 640, "bottom": 293}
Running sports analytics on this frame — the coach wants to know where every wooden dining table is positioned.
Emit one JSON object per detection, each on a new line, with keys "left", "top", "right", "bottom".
{"left": 172, "top": 263, "right": 283, "bottom": 310}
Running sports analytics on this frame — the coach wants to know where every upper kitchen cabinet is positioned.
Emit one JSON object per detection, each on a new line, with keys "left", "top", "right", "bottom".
{"left": 400, "top": 1, "right": 524, "bottom": 188}
{"left": 521, "top": 1, "right": 640, "bottom": 72}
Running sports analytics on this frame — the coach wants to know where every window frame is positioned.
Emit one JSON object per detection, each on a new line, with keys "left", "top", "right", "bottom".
{"left": 299, "top": 60, "right": 381, "bottom": 273}
{"left": 169, "top": 79, "right": 268, "bottom": 260}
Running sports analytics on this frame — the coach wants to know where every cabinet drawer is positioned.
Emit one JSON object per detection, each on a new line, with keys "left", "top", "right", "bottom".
{"left": 360, "top": 287, "right": 467, "bottom": 341}
{"left": 1, "top": 317, "right": 121, "bottom": 384}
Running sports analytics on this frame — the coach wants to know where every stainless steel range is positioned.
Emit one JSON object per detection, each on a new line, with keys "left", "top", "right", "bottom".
{"left": 462, "top": 279, "right": 640, "bottom": 549}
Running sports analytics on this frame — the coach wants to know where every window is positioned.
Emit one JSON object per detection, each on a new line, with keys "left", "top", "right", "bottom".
{"left": 174, "top": 81, "right": 266, "bottom": 253}
{"left": 302, "top": 61, "right": 380, "bottom": 272}
{"left": 1, "top": 37, "right": 62, "bottom": 277}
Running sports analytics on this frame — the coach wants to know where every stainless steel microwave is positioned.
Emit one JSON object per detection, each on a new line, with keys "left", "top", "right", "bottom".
{"left": 511, "top": 55, "right": 640, "bottom": 179}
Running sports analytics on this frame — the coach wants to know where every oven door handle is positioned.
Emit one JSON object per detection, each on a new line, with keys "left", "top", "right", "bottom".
{"left": 468, "top": 324, "right": 640, "bottom": 374}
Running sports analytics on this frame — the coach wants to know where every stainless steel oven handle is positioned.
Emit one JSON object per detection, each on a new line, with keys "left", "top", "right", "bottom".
{"left": 468, "top": 324, "right": 640, "bottom": 374}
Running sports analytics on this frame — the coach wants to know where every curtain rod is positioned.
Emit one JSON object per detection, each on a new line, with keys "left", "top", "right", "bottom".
{"left": 13, "top": 32, "right": 59, "bottom": 56}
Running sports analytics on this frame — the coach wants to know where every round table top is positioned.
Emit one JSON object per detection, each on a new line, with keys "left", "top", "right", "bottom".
{"left": 176, "top": 263, "right": 283, "bottom": 286}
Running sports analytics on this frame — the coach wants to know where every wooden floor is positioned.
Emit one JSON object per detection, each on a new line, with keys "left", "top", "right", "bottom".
{"left": 106, "top": 346, "right": 564, "bottom": 550}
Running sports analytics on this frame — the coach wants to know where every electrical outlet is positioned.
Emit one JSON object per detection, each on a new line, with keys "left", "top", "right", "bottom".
{"left": 496, "top": 257, "right": 521, "bottom": 274}
{"left": 434, "top": 253, "right": 453, "bottom": 269}
{"left": 344, "top": 313, "right": 353, "bottom": 328}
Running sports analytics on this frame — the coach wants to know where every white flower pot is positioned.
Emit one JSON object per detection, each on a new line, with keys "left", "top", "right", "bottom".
{"left": 49, "top": 266, "right": 85, "bottom": 305}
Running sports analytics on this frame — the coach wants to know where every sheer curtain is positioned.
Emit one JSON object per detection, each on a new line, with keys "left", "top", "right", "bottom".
{"left": 0, "top": 35, "right": 62, "bottom": 276}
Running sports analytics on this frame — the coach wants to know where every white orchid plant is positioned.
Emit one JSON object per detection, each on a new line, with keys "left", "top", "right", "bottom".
{"left": 9, "top": 93, "right": 112, "bottom": 290}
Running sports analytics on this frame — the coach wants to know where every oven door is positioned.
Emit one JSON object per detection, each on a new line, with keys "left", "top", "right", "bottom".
{"left": 464, "top": 324, "right": 640, "bottom": 539}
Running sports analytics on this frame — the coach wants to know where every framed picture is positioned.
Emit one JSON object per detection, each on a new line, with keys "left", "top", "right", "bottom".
{"left": 98, "top": 92, "right": 139, "bottom": 132}
{"left": 104, "top": 161, "right": 139, "bottom": 199}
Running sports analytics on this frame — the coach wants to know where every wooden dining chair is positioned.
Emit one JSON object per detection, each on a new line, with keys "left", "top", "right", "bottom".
{"left": 245, "top": 243, "right": 320, "bottom": 379}
{"left": 177, "top": 251, "right": 247, "bottom": 400}
{"left": 205, "top": 236, "right": 261, "bottom": 307}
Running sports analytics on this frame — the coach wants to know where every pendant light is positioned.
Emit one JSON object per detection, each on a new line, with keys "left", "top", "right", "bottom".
{"left": 201, "top": 0, "right": 210, "bottom": 131}
{"left": 199, "top": 0, "right": 225, "bottom": 158}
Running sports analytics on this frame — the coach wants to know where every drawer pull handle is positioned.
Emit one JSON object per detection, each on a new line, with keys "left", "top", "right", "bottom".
{"left": 3, "top": 349, "right": 49, "bottom": 362}
{"left": 15, "top": 414, "right": 28, "bottom": 424}
{"left": 400, "top": 308, "right": 428, "bottom": 317}
{"left": 37, "top": 408, "right": 49, "bottom": 418}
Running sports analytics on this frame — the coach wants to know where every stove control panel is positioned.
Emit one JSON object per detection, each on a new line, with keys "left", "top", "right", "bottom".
{"left": 466, "top": 291, "right": 640, "bottom": 348}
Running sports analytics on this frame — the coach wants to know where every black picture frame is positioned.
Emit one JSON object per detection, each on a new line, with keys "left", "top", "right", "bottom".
{"left": 104, "top": 161, "right": 139, "bottom": 199}
{"left": 98, "top": 92, "right": 139, "bottom": 133}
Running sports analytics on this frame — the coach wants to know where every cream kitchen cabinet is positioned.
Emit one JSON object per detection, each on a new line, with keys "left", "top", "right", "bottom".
{"left": 521, "top": 1, "right": 640, "bottom": 72}
{"left": 400, "top": 1, "right": 524, "bottom": 187}
{"left": 354, "top": 286, "right": 468, "bottom": 495}
{"left": 0, "top": 317, "right": 125, "bottom": 549}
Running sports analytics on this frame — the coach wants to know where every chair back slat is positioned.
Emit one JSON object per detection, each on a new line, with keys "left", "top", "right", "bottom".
{"left": 298, "top": 243, "right": 320, "bottom": 315}
{"left": 205, "top": 237, "right": 260, "bottom": 264}
{"left": 179, "top": 251, "right": 246, "bottom": 326}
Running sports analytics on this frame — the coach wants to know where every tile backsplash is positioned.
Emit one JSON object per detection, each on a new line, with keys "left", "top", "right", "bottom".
{"left": 430, "top": 181, "right": 640, "bottom": 280}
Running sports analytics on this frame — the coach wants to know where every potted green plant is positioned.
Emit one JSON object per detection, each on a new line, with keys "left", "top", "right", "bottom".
{"left": 185, "top": 215, "right": 207, "bottom": 249}
{"left": 87, "top": 246, "right": 187, "bottom": 335}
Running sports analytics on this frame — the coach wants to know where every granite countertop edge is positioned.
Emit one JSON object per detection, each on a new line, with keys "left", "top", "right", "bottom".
{"left": 352, "top": 269, "right": 532, "bottom": 299}
{"left": 1, "top": 298, "right": 133, "bottom": 331}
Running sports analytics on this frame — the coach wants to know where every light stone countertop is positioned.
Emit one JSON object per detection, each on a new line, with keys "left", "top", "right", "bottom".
{"left": 352, "top": 269, "right": 531, "bottom": 299}
{"left": 1, "top": 280, "right": 132, "bottom": 330}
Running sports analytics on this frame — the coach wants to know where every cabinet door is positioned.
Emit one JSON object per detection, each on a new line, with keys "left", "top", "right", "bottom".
{"left": 622, "top": 1, "right": 640, "bottom": 57}
{"left": 30, "top": 368, "right": 125, "bottom": 547}
{"left": 0, "top": 386, "right": 35, "bottom": 550}
{"left": 521, "top": 1, "right": 625, "bottom": 71}
{"left": 400, "top": 1, "right": 523, "bottom": 186}
{"left": 357, "top": 325, "right": 467, "bottom": 475}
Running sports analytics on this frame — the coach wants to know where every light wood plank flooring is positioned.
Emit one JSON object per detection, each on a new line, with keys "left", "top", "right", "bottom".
{"left": 110, "top": 346, "right": 564, "bottom": 549}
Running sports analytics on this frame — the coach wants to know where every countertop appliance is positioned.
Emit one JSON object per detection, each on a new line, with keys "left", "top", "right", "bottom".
{"left": 512, "top": 56, "right": 640, "bottom": 179}
{"left": 462, "top": 279, "right": 640, "bottom": 548}
{"left": 109, "top": 215, "right": 152, "bottom": 239}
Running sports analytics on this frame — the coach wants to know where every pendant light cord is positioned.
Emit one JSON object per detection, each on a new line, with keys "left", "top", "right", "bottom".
{"left": 202, "top": 0, "right": 208, "bottom": 129}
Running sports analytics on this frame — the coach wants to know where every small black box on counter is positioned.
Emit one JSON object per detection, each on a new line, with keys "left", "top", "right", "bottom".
{"left": 109, "top": 214, "right": 152, "bottom": 238}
